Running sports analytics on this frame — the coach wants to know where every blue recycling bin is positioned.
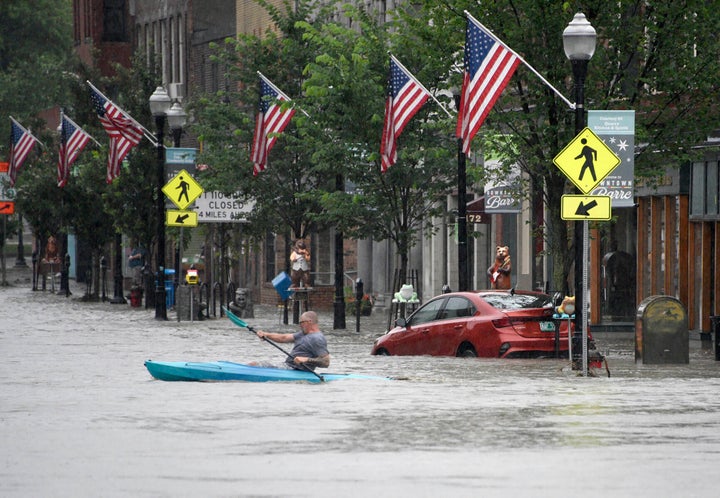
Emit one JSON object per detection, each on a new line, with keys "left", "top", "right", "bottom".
{"left": 164, "top": 269, "right": 175, "bottom": 308}
{"left": 272, "top": 271, "right": 293, "bottom": 300}
{"left": 155, "top": 269, "right": 176, "bottom": 308}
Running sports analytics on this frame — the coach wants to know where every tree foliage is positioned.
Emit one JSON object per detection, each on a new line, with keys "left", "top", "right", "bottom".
{"left": 0, "top": 0, "right": 74, "bottom": 121}
{"left": 393, "top": 0, "right": 720, "bottom": 290}
{"left": 1, "top": 2, "right": 163, "bottom": 296}
{"left": 0, "top": 0, "right": 75, "bottom": 255}
{"left": 191, "top": 0, "right": 459, "bottom": 281}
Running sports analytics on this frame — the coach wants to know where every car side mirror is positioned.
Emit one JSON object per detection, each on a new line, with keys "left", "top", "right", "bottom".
{"left": 395, "top": 317, "right": 407, "bottom": 328}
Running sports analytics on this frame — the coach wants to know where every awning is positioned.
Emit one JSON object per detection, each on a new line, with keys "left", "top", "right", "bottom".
{"left": 466, "top": 196, "right": 490, "bottom": 224}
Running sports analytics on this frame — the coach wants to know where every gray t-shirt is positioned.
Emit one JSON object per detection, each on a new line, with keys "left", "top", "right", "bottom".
{"left": 286, "top": 331, "right": 329, "bottom": 370}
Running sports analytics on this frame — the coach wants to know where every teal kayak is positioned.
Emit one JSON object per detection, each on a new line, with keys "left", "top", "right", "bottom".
{"left": 144, "top": 360, "right": 390, "bottom": 383}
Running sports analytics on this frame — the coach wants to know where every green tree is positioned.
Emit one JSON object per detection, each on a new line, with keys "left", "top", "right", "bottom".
{"left": 0, "top": 0, "right": 73, "bottom": 119}
{"left": 395, "top": 0, "right": 720, "bottom": 292}
{"left": 299, "top": 4, "right": 457, "bottom": 285}
{"left": 0, "top": 0, "right": 74, "bottom": 270}
{"left": 191, "top": 1, "right": 458, "bottom": 286}
{"left": 190, "top": 0, "right": 342, "bottom": 249}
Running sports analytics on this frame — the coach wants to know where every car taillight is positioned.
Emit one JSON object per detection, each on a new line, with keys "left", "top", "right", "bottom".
{"left": 492, "top": 317, "right": 513, "bottom": 328}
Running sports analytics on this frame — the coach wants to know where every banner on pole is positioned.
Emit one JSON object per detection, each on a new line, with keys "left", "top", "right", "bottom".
{"left": 588, "top": 110, "right": 635, "bottom": 207}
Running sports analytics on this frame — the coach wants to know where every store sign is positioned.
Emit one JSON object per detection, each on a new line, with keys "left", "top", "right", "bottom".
{"left": 484, "top": 186, "right": 521, "bottom": 213}
{"left": 483, "top": 159, "right": 521, "bottom": 214}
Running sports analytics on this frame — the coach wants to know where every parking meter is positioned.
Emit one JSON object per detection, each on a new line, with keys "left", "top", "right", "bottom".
{"left": 355, "top": 278, "right": 364, "bottom": 332}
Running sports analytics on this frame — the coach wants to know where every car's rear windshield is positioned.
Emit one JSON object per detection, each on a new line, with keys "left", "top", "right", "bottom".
{"left": 480, "top": 293, "right": 552, "bottom": 310}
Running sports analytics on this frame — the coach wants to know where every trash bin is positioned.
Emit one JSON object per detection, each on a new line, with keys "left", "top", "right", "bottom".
{"left": 635, "top": 295, "right": 688, "bottom": 364}
{"left": 272, "top": 271, "right": 293, "bottom": 301}
{"left": 711, "top": 315, "right": 720, "bottom": 361}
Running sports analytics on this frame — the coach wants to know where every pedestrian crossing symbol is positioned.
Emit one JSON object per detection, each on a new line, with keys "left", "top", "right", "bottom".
{"left": 162, "top": 169, "right": 203, "bottom": 210}
{"left": 553, "top": 128, "right": 621, "bottom": 194}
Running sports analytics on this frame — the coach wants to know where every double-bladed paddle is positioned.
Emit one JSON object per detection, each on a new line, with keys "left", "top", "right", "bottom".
{"left": 223, "top": 307, "right": 325, "bottom": 382}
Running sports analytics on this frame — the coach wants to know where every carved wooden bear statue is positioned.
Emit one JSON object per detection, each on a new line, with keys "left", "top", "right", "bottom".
{"left": 487, "top": 245, "right": 512, "bottom": 289}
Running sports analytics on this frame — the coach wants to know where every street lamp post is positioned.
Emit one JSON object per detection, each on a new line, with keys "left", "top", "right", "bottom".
{"left": 109, "top": 232, "right": 126, "bottom": 304}
{"left": 333, "top": 173, "right": 346, "bottom": 329}
{"left": 166, "top": 101, "right": 187, "bottom": 294}
{"left": 166, "top": 102, "right": 187, "bottom": 148}
{"left": 149, "top": 86, "right": 172, "bottom": 320}
{"left": 452, "top": 91, "right": 469, "bottom": 292}
{"left": 563, "top": 12, "right": 596, "bottom": 375}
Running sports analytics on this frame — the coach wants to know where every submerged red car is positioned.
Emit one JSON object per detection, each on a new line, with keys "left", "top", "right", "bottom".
{"left": 372, "top": 290, "right": 580, "bottom": 358}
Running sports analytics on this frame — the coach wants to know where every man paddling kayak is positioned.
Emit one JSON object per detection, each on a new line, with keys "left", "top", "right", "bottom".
{"left": 252, "top": 311, "right": 330, "bottom": 371}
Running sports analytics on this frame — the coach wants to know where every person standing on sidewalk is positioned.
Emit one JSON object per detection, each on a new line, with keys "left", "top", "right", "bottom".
{"left": 128, "top": 240, "right": 145, "bottom": 288}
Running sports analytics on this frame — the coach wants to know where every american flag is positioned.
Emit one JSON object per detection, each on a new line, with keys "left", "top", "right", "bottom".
{"left": 456, "top": 15, "right": 520, "bottom": 154}
{"left": 380, "top": 56, "right": 430, "bottom": 172}
{"left": 90, "top": 86, "right": 144, "bottom": 183}
{"left": 251, "top": 74, "right": 295, "bottom": 176}
{"left": 8, "top": 118, "right": 38, "bottom": 186}
{"left": 58, "top": 114, "right": 92, "bottom": 187}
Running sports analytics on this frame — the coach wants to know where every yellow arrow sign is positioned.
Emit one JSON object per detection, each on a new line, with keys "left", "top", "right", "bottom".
{"left": 162, "top": 169, "right": 204, "bottom": 210}
{"left": 166, "top": 209, "right": 199, "bottom": 227}
{"left": 561, "top": 195, "right": 612, "bottom": 221}
{"left": 553, "top": 128, "right": 621, "bottom": 194}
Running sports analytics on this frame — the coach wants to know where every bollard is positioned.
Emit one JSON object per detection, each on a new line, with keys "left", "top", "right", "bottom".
{"left": 143, "top": 265, "right": 154, "bottom": 308}
{"left": 31, "top": 250, "right": 38, "bottom": 291}
{"left": 100, "top": 255, "right": 107, "bottom": 301}
{"left": 711, "top": 316, "right": 720, "bottom": 361}
{"left": 355, "top": 278, "right": 364, "bottom": 333}
{"left": 61, "top": 253, "right": 71, "bottom": 297}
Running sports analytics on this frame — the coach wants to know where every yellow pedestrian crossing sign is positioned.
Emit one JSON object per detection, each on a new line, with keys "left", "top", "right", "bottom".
{"left": 553, "top": 128, "right": 621, "bottom": 194}
{"left": 561, "top": 195, "right": 612, "bottom": 221}
{"left": 162, "top": 169, "right": 203, "bottom": 210}
{"left": 166, "top": 209, "right": 199, "bottom": 227}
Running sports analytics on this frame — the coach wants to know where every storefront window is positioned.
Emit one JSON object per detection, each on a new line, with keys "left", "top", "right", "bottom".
{"left": 691, "top": 160, "right": 720, "bottom": 220}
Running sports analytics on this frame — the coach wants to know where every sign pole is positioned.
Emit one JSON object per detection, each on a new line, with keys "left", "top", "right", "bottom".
{"left": 582, "top": 220, "right": 589, "bottom": 376}
{"left": 554, "top": 124, "right": 622, "bottom": 376}
{"left": 177, "top": 227, "right": 183, "bottom": 323}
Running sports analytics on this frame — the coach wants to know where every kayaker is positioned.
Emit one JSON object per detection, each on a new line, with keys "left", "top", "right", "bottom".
{"left": 253, "top": 311, "right": 330, "bottom": 371}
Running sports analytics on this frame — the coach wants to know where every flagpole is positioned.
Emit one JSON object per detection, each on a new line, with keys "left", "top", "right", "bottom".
{"left": 464, "top": 11, "right": 576, "bottom": 110}
{"left": 257, "top": 72, "right": 310, "bottom": 118}
{"left": 390, "top": 54, "right": 453, "bottom": 119}
{"left": 64, "top": 113, "right": 102, "bottom": 147}
{"left": 9, "top": 116, "right": 46, "bottom": 148}
{"left": 257, "top": 72, "right": 292, "bottom": 101}
{"left": 86, "top": 81, "right": 159, "bottom": 146}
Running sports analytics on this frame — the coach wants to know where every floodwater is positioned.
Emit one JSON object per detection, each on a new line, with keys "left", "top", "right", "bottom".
{"left": 2, "top": 278, "right": 720, "bottom": 497}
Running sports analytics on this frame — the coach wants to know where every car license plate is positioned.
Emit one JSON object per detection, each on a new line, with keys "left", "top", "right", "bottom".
{"left": 540, "top": 321, "right": 556, "bottom": 332}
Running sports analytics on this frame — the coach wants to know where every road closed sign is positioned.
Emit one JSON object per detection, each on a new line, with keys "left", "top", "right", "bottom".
{"left": 193, "top": 191, "right": 254, "bottom": 223}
